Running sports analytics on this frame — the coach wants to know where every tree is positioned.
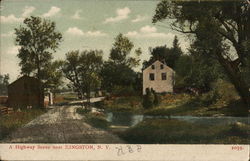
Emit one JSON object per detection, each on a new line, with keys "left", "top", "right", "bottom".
{"left": 43, "top": 60, "right": 64, "bottom": 96}
{"left": 175, "top": 51, "right": 225, "bottom": 92}
{"left": 101, "top": 34, "right": 141, "bottom": 93}
{"left": 0, "top": 74, "right": 9, "bottom": 95}
{"left": 63, "top": 50, "right": 103, "bottom": 106}
{"left": 153, "top": 1, "right": 250, "bottom": 108}
{"left": 143, "top": 36, "right": 183, "bottom": 69}
{"left": 15, "top": 16, "right": 62, "bottom": 82}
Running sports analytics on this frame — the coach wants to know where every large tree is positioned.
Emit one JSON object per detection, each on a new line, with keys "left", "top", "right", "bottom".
{"left": 101, "top": 34, "right": 141, "bottom": 93}
{"left": 153, "top": 0, "right": 250, "bottom": 108}
{"left": 63, "top": 50, "right": 103, "bottom": 105}
{"left": 15, "top": 16, "right": 62, "bottom": 82}
{"left": 143, "top": 36, "right": 183, "bottom": 70}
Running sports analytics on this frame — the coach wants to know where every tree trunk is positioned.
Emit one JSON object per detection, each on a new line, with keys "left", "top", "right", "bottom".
{"left": 37, "top": 62, "right": 44, "bottom": 108}
{"left": 216, "top": 52, "right": 250, "bottom": 109}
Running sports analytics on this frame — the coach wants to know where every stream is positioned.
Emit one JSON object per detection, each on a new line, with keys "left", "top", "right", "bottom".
{"left": 105, "top": 112, "right": 249, "bottom": 127}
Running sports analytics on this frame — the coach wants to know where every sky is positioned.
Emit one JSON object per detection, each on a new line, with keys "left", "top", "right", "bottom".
{"left": 0, "top": 0, "right": 189, "bottom": 82}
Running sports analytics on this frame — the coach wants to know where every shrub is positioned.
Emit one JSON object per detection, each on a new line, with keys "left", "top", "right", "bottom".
{"left": 112, "top": 85, "right": 137, "bottom": 96}
{"left": 199, "top": 89, "right": 220, "bottom": 106}
{"left": 152, "top": 89, "right": 161, "bottom": 106}
{"left": 142, "top": 88, "right": 154, "bottom": 109}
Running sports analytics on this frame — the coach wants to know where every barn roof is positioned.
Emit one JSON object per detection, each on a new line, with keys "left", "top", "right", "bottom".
{"left": 8, "top": 75, "right": 39, "bottom": 87}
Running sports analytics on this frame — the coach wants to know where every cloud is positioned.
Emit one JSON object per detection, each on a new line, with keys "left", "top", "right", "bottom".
{"left": 131, "top": 15, "right": 148, "bottom": 23}
{"left": 42, "top": 6, "right": 61, "bottom": 17}
{"left": 71, "top": 10, "right": 82, "bottom": 19}
{"left": 140, "top": 25, "right": 157, "bottom": 33}
{"left": 86, "top": 31, "right": 107, "bottom": 37}
{"left": 1, "top": 6, "right": 35, "bottom": 24}
{"left": 126, "top": 31, "right": 138, "bottom": 37}
{"left": 104, "top": 7, "right": 131, "bottom": 23}
{"left": 1, "top": 31, "right": 14, "bottom": 37}
{"left": 1, "top": 14, "right": 23, "bottom": 23}
{"left": 22, "top": 6, "right": 36, "bottom": 17}
{"left": 6, "top": 46, "right": 21, "bottom": 55}
{"left": 66, "top": 27, "right": 107, "bottom": 37}
{"left": 66, "top": 27, "right": 84, "bottom": 35}
{"left": 125, "top": 25, "right": 175, "bottom": 38}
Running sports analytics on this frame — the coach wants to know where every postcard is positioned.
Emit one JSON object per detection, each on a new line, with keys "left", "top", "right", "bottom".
{"left": 0, "top": 0, "right": 249, "bottom": 160}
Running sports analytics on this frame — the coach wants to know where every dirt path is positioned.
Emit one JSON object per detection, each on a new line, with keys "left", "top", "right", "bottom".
{"left": 3, "top": 106, "right": 124, "bottom": 143}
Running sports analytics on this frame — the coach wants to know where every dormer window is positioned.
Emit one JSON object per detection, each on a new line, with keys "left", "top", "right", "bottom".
{"left": 160, "top": 64, "right": 164, "bottom": 69}
{"left": 151, "top": 65, "right": 155, "bottom": 69}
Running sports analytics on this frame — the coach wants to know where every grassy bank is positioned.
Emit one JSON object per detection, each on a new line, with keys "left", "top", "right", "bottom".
{"left": 118, "top": 119, "right": 249, "bottom": 144}
{"left": 103, "top": 96, "right": 143, "bottom": 113}
{"left": 76, "top": 108, "right": 109, "bottom": 129}
{"left": 0, "top": 108, "right": 46, "bottom": 140}
{"left": 103, "top": 93, "right": 248, "bottom": 117}
{"left": 103, "top": 80, "right": 248, "bottom": 117}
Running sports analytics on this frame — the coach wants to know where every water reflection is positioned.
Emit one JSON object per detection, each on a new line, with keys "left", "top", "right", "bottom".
{"left": 106, "top": 112, "right": 249, "bottom": 127}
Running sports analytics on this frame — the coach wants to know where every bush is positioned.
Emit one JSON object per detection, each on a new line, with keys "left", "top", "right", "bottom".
{"left": 142, "top": 88, "right": 161, "bottom": 109}
{"left": 112, "top": 85, "right": 137, "bottom": 96}
{"left": 152, "top": 89, "right": 161, "bottom": 106}
{"left": 199, "top": 89, "right": 220, "bottom": 106}
{"left": 142, "top": 88, "right": 154, "bottom": 109}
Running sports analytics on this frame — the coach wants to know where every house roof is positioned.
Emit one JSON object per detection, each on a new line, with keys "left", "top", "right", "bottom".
{"left": 143, "top": 60, "right": 174, "bottom": 72}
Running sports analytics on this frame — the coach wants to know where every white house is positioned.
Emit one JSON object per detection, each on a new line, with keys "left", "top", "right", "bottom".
{"left": 142, "top": 60, "right": 175, "bottom": 95}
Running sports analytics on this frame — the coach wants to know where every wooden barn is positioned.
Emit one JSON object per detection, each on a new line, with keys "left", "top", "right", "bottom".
{"left": 8, "top": 75, "right": 44, "bottom": 109}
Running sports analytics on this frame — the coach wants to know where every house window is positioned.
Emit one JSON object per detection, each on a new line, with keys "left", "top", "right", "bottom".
{"left": 160, "top": 64, "right": 164, "bottom": 69}
{"left": 151, "top": 65, "right": 155, "bottom": 69}
{"left": 149, "top": 73, "right": 155, "bottom": 81}
{"left": 162, "top": 73, "right": 167, "bottom": 80}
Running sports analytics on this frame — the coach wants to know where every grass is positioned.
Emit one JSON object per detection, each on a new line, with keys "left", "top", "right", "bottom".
{"left": 85, "top": 113, "right": 110, "bottom": 129}
{"left": 118, "top": 119, "right": 250, "bottom": 144}
{"left": 103, "top": 96, "right": 143, "bottom": 113}
{"left": 144, "top": 82, "right": 248, "bottom": 117}
{"left": 54, "top": 93, "right": 78, "bottom": 105}
{"left": 0, "top": 108, "right": 46, "bottom": 140}
{"left": 76, "top": 107, "right": 109, "bottom": 129}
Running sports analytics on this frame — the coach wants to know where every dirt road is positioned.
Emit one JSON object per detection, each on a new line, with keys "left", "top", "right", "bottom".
{"left": 3, "top": 106, "right": 124, "bottom": 143}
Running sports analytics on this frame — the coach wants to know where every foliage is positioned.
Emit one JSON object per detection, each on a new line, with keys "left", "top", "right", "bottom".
{"left": 62, "top": 50, "right": 103, "bottom": 104}
{"left": 101, "top": 34, "right": 141, "bottom": 93}
{"left": 15, "top": 16, "right": 62, "bottom": 83}
{"left": 175, "top": 52, "right": 225, "bottom": 91}
{"left": 42, "top": 60, "right": 64, "bottom": 92}
{"left": 142, "top": 88, "right": 155, "bottom": 109}
{"left": 101, "top": 62, "right": 136, "bottom": 93}
{"left": 112, "top": 85, "right": 137, "bottom": 97}
{"left": 104, "top": 96, "right": 142, "bottom": 112}
{"left": 152, "top": 0, "right": 250, "bottom": 107}
{"left": 0, "top": 74, "right": 9, "bottom": 95}
{"left": 110, "top": 33, "right": 141, "bottom": 68}
{"left": 143, "top": 36, "right": 183, "bottom": 69}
